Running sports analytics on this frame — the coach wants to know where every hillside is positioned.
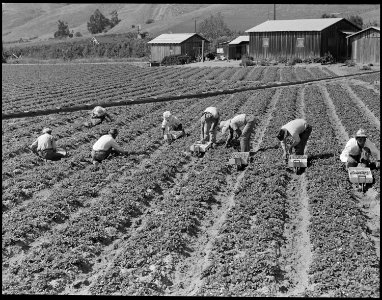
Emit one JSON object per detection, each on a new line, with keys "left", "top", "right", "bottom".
{"left": 2, "top": 3, "right": 381, "bottom": 43}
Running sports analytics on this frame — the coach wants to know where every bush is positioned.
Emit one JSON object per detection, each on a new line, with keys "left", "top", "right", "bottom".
{"left": 361, "top": 64, "right": 371, "bottom": 70}
{"left": 161, "top": 54, "right": 191, "bottom": 65}
{"left": 344, "top": 59, "right": 356, "bottom": 67}
{"left": 320, "top": 52, "right": 335, "bottom": 65}
{"left": 75, "top": 32, "right": 82, "bottom": 37}
{"left": 146, "top": 19, "right": 155, "bottom": 24}
{"left": 205, "top": 52, "right": 215, "bottom": 60}
{"left": 277, "top": 56, "right": 288, "bottom": 64}
{"left": 240, "top": 55, "right": 255, "bottom": 67}
{"left": 287, "top": 56, "right": 302, "bottom": 65}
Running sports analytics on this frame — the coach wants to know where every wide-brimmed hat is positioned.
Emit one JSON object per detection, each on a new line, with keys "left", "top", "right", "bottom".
{"left": 220, "top": 120, "right": 231, "bottom": 134}
{"left": 163, "top": 111, "right": 171, "bottom": 119}
{"left": 42, "top": 127, "right": 52, "bottom": 134}
{"left": 109, "top": 128, "right": 119, "bottom": 135}
{"left": 355, "top": 128, "right": 367, "bottom": 138}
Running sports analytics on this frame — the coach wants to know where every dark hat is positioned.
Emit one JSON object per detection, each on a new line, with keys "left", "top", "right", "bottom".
{"left": 109, "top": 128, "right": 119, "bottom": 135}
{"left": 276, "top": 129, "right": 285, "bottom": 141}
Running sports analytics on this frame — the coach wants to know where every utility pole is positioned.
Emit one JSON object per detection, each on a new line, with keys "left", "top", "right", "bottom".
{"left": 194, "top": 17, "right": 197, "bottom": 33}
{"left": 274, "top": 4, "right": 276, "bottom": 20}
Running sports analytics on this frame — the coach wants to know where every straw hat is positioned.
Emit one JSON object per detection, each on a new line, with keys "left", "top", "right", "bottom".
{"left": 163, "top": 111, "right": 171, "bottom": 119}
{"left": 220, "top": 120, "right": 231, "bottom": 134}
{"left": 355, "top": 128, "right": 367, "bottom": 138}
{"left": 42, "top": 127, "right": 52, "bottom": 134}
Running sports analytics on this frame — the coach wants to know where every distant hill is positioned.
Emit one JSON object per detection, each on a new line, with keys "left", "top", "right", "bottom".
{"left": 2, "top": 3, "right": 380, "bottom": 44}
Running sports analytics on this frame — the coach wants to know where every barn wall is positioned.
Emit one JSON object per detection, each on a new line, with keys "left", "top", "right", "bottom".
{"left": 248, "top": 31, "right": 321, "bottom": 60}
{"left": 320, "top": 19, "right": 359, "bottom": 60}
{"left": 150, "top": 45, "right": 181, "bottom": 62}
{"left": 350, "top": 29, "right": 380, "bottom": 64}
{"left": 229, "top": 43, "right": 249, "bottom": 59}
{"left": 181, "top": 36, "right": 208, "bottom": 58}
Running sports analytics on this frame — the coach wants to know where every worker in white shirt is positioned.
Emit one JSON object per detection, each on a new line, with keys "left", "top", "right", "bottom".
{"left": 340, "top": 129, "right": 380, "bottom": 170}
{"left": 30, "top": 128, "right": 67, "bottom": 161}
{"left": 91, "top": 128, "right": 128, "bottom": 164}
{"left": 161, "top": 111, "right": 185, "bottom": 138}
{"left": 200, "top": 107, "right": 220, "bottom": 146}
{"left": 220, "top": 114, "right": 258, "bottom": 152}
{"left": 276, "top": 119, "right": 312, "bottom": 161}
{"left": 84, "top": 106, "right": 113, "bottom": 127}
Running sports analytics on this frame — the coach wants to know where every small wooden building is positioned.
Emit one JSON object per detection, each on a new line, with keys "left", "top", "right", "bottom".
{"left": 245, "top": 18, "right": 360, "bottom": 60}
{"left": 228, "top": 36, "right": 249, "bottom": 60}
{"left": 148, "top": 33, "right": 209, "bottom": 62}
{"left": 216, "top": 41, "right": 229, "bottom": 58}
{"left": 347, "top": 27, "right": 380, "bottom": 65}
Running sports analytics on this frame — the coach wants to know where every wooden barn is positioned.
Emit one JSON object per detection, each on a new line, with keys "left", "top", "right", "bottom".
{"left": 228, "top": 36, "right": 249, "bottom": 60}
{"left": 216, "top": 41, "right": 229, "bottom": 58}
{"left": 148, "top": 33, "right": 209, "bottom": 63}
{"left": 347, "top": 27, "right": 380, "bottom": 65}
{"left": 245, "top": 18, "right": 360, "bottom": 60}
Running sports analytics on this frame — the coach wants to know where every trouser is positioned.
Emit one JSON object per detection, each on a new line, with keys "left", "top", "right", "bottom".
{"left": 38, "top": 149, "right": 65, "bottom": 161}
{"left": 202, "top": 118, "right": 219, "bottom": 143}
{"left": 171, "top": 124, "right": 183, "bottom": 131}
{"left": 346, "top": 147, "right": 371, "bottom": 169}
{"left": 293, "top": 124, "right": 312, "bottom": 155}
{"left": 91, "top": 149, "right": 113, "bottom": 163}
{"left": 240, "top": 115, "right": 256, "bottom": 152}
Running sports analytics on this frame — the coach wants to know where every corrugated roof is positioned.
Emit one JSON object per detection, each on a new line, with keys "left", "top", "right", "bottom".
{"left": 229, "top": 36, "right": 249, "bottom": 45}
{"left": 346, "top": 26, "right": 380, "bottom": 38}
{"left": 245, "top": 18, "right": 344, "bottom": 32}
{"left": 148, "top": 33, "right": 207, "bottom": 44}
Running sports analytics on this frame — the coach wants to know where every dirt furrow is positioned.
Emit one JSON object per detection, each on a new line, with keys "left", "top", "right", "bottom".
{"left": 339, "top": 82, "right": 380, "bottom": 129}
{"left": 349, "top": 78, "right": 380, "bottom": 95}
{"left": 165, "top": 87, "right": 282, "bottom": 296}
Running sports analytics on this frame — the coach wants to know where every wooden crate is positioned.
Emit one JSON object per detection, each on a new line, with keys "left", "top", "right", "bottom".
{"left": 190, "top": 142, "right": 212, "bottom": 153}
{"left": 164, "top": 130, "right": 184, "bottom": 141}
{"left": 348, "top": 167, "right": 373, "bottom": 184}
{"left": 288, "top": 155, "right": 308, "bottom": 168}
{"left": 228, "top": 152, "right": 253, "bottom": 165}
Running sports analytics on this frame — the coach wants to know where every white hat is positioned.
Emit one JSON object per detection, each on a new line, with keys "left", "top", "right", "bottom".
{"left": 220, "top": 120, "right": 231, "bottom": 134}
{"left": 163, "top": 111, "right": 171, "bottom": 119}
{"left": 42, "top": 127, "right": 52, "bottom": 134}
{"left": 355, "top": 128, "right": 367, "bottom": 138}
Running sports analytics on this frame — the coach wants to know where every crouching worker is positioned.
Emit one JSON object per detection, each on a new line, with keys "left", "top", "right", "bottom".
{"left": 200, "top": 106, "right": 220, "bottom": 146}
{"left": 84, "top": 106, "right": 113, "bottom": 127}
{"left": 91, "top": 128, "right": 128, "bottom": 165}
{"left": 276, "top": 119, "right": 312, "bottom": 162}
{"left": 220, "top": 114, "right": 258, "bottom": 152}
{"left": 161, "top": 111, "right": 185, "bottom": 138}
{"left": 340, "top": 129, "right": 380, "bottom": 170}
{"left": 30, "top": 128, "right": 67, "bottom": 161}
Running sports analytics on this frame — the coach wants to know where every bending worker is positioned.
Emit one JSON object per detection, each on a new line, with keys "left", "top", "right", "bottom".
{"left": 340, "top": 129, "right": 380, "bottom": 170}
{"left": 91, "top": 128, "right": 128, "bottom": 164}
{"left": 85, "top": 106, "right": 113, "bottom": 127}
{"left": 161, "top": 111, "right": 185, "bottom": 138}
{"left": 276, "top": 119, "right": 312, "bottom": 161}
{"left": 30, "top": 127, "right": 67, "bottom": 161}
{"left": 200, "top": 106, "right": 220, "bottom": 146}
{"left": 220, "top": 114, "right": 258, "bottom": 152}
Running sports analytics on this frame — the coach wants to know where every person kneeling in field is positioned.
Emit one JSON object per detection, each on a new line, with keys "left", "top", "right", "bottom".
{"left": 340, "top": 129, "right": 380, "bottom": 170}
{"left": 30, "top": 127, "right": 67, "bottom": 161}
{"left": 276, "top": 119, "right": 312, "bottom": 162}
{"left": 84, "top": 106, "right": 113, "bottom": 128}
{"left": 91, "top": 128, "right": 128, "bottom": 165}
{"left": 161, "top": 111, "right": 185, "bottom": 138}
{"left": 220, "top": 114, "right": 259, "bottom": 152}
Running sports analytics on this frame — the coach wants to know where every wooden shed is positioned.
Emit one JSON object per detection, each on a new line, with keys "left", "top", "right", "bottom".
{"left": 228, "top": 36, "right": 249, "bottom": 60}
{"left": 347, "top": 27, "right": 380, "bottom": 65}
{"left": 245, "top": 18, "right": 360, "bottom": 60}
{"left": 148, "top": 33, "right": 209, "bottom": 63}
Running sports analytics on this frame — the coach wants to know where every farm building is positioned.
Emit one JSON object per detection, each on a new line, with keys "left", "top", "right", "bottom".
{"left": 148, "top": 33, "right": 209, "bottom": 63}
{"left": 245, "top": 18, "right": 360, "bottom": 60}
{"left": 216, "top": 41, "right": 229, "bottom": 58}
{"left": 347, "top": 27, "right": 380, "bottom": 65}
{"left": 228, "top": 36, "right": 249, "bottom": 60}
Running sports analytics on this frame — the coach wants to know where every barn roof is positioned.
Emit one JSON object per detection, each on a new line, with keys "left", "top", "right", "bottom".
{"left": 245, "top": 18, "right": 346, "bottom": 32}
{"left": 346, "top": 26, "right": 380, "bottom": 39}
{"left": 229, "top": 36, "right": 249, "bottom": 45}
{"left": 148, "top": 33, "right": 208, "bottom": 44}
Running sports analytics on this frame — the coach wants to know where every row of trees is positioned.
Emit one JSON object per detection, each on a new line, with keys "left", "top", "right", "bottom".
{"left": 54, "top": 9, "right": 121, "bottom": 39}
{"left": 321, "top": 13, "right": 379, "bottom": 29}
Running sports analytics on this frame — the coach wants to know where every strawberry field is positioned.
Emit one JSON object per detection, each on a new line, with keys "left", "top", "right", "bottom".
{"left": 2, "top": 63, "right": 380, "bottom": 296}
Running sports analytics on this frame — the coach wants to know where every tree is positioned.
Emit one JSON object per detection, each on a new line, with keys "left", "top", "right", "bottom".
{"left": 347, "top": 15, "right": 363, "bottom": 29}
{"left": 198, "top": 12, "right": 235, "bottom": 51}
{"left": 321, "top": 13, "right": 338, "bottom": 18}
{"left": 54, "top": 20, "right": 70, "bottom": 38}
{"left": 87, "top": 9, "right": 112, "bottom": 34}
{"left": 110, "top": 10, "right": 120, "bottom": 27}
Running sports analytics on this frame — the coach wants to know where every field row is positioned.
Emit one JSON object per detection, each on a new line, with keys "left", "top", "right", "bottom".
{"left": 2, "top": 80, "right": 380, "bottom": 295}
{"left": 2, "top": 64, "right": 345, "bottom": 114}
